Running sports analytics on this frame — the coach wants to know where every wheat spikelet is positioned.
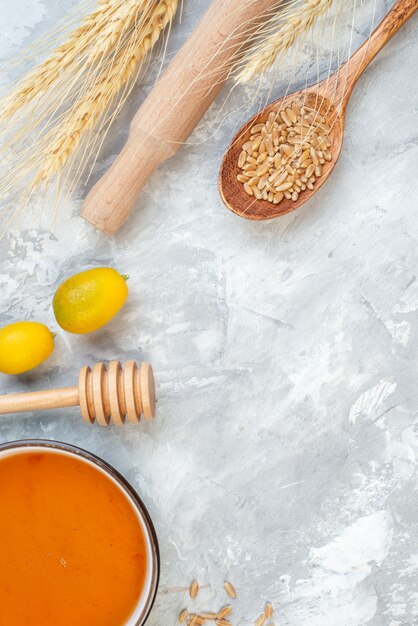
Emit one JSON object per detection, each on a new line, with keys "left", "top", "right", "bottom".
{"left": 237, "top": 0, "right": 334, "bottom": 83}
{"left": 0, "top": 4, "right": 99, "bottom": 119}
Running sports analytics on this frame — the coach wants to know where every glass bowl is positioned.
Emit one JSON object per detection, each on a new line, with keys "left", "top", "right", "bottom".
{"left": 0, "top": 439, "right": 160, "bottom": 626}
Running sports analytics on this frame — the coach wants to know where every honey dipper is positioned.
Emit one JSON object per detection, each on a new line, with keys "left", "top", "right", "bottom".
{"left": 0, "top": 361, "right": 155, "bottom": 426}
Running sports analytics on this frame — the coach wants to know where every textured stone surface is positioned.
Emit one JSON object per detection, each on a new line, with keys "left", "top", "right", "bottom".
{"left": 0, "top": 1, "right": 418, "bottom": 624}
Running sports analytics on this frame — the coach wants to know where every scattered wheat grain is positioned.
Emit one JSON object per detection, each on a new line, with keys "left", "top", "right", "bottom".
{"left": 218, "top": 605, "right": 233, "bottom": 619}
{"left": 224, "top": 581, "right": 237, "bottom": 599}
{"left": 189, "top": 580, "right": 199, "bottom": 599}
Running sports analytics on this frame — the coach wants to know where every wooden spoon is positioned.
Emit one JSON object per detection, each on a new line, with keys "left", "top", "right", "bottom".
{"left": 219, "top": 0, "right": 417, "bottom": 221}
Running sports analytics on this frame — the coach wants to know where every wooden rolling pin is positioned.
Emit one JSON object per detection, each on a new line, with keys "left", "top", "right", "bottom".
{"left": 81, "top": 0, "right": 280, "bottom": 234}
{"left": 0, "top": 361, "right": 155, "bottom": 426}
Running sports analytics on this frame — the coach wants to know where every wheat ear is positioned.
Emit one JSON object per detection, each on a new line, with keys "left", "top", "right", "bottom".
{"left": 237, "top": 0, "right": 334, "bottom": 83}
{"left": 34, "top": 0, "right": 178, "bottom": 185}
{"left": 0, "top": 0, "right": 178, "bottom": 209}
{"left": 0, "top": 0, "right": 159, "bottom": 120}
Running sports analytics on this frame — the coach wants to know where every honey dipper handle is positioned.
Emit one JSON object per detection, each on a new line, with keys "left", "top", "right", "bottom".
{"left": 81, "top": 0, "right": 280, "bottom": 234}
{"left": 0, "top": 387, "right": 79, "bottom": 415}
{"left": 324, "top": 0, "right": 418, "bottom": 105}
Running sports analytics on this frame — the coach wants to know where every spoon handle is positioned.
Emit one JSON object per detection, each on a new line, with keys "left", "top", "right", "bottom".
{"left": 323, "top": 0, "right": 417, "bottom": 106}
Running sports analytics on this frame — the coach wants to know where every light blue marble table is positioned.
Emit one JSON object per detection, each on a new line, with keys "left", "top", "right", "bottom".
{"left": 0, "top": 1, "right": 417, "bottom": 624}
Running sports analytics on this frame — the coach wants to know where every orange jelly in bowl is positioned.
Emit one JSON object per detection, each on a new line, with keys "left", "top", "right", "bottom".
{"left": 0, "top": 442, "right": 159, "bottom": 626}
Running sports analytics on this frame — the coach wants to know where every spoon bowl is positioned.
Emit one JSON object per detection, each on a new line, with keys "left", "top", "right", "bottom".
{"left": 219, "top": 0, "right": 417, "bottom": 221}
{"left": 219, "top": 87, "right": 344, "bottom": 220}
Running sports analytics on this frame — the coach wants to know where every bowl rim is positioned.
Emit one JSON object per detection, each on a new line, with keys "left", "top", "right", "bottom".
{"left": 0, "top": 438, "right": 160, "bottom": 626}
